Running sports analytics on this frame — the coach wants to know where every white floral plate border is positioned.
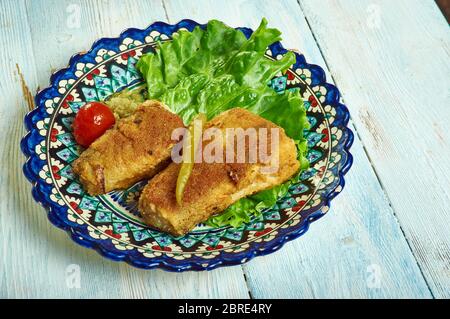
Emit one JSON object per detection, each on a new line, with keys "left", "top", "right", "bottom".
{"left": 21, "top": 20, "right": 353, "bottom": 271}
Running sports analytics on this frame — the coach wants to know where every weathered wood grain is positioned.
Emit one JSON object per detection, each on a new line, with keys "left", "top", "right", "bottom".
{"left": 0, "top": 0, "right": 40, "bottom": 299}
{"left": 0, "top": 0, "right": 249, "bottom": 299}
{"left": 1, "top": 0, "right": 447, "bottom": 298}
{"left": 163, "top": 0, "right": 433, "bottom": 298}
{"left": 299, "top": 0, "right": 450, "bottom": 298}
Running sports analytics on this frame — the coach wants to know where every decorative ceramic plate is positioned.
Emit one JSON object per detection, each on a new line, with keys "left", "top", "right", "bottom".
{"left": 21, "top": 20, "right": 353, "bottom": 271}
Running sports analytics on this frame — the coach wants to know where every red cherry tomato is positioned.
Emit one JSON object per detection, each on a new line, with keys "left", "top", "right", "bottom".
{"left": 72, "top": 102, "right": 115, "bottom": 147}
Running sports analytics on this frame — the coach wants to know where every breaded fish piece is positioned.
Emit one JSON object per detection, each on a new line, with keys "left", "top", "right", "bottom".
{"left": 138, "top": 108, "right": 299, "bottom": 236}
{"left": 72, "top": 100, "right": 184, "bottom": 195}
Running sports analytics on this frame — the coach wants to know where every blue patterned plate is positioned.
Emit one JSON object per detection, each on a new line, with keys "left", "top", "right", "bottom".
{"left": 21, "top": 20, "right": 353, "bottom": 271}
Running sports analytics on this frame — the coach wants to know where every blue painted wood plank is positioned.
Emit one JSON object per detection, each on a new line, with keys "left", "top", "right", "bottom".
{"left": 26, "top": 0, "right": 167, "bottom": 87}
{"left": 163, "top": 0, "right": 433, "bottom": 298}
{"left": 299, "top": 0, "right": 450, "bottom": 298}
{"left": 0, "top": 0, "right": 42, "bottom": 299}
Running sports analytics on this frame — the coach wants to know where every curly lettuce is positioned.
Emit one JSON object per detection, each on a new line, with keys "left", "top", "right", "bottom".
{"left": 136, "top": 18, "right": 309, "bottom": 228}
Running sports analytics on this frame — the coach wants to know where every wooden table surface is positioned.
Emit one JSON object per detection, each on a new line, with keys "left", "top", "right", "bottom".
{"left": 1, "top": 0, "right": 449, "bottom": 299}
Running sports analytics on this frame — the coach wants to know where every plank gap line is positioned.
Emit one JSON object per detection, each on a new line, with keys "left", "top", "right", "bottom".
{"left": 161, "top": 0, "right": 171, "bottom": 23}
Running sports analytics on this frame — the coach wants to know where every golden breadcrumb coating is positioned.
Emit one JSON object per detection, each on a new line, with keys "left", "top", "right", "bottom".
{"left": 72, "top": 100, "right": 184, "bottom": 195}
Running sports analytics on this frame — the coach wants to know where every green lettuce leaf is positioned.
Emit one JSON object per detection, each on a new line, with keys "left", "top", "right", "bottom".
{"left": 136, "top": 18, "right": 310, "bottom": 228}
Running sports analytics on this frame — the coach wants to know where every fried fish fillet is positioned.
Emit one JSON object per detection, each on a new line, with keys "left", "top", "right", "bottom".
{"left": 72, "top": 100, "right": 184, "bottom": 195}
{"left": 138, "top": 108, "right": 299, "bottom": 236}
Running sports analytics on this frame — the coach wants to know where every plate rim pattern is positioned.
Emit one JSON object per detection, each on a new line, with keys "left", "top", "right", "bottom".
{"left": 20, "top": 19, "right": 354, "bottom": 271}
